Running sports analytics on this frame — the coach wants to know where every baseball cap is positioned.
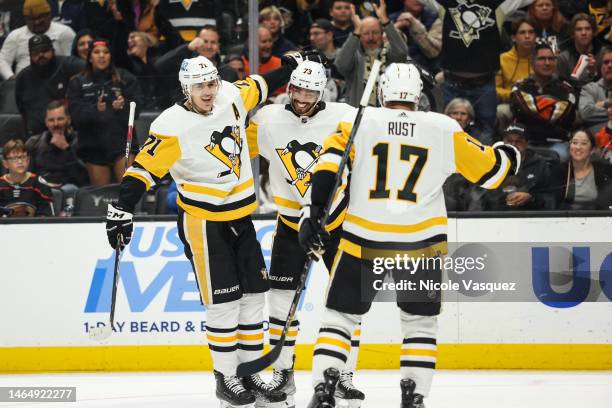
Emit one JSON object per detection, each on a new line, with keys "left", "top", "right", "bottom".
{"left": 29, "top": 34, "right": 53, "bottom": 53}
{"left": 310, "top": 19, "right": 333, "bottom": 32}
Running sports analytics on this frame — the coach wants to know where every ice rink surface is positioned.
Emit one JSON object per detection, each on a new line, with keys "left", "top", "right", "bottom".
{"left": 0, "top": 370, "right": 611, "bottom": 407}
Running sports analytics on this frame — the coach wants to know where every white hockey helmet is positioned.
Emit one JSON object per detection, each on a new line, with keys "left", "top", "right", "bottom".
{"left": 378, "top": 63, "right": 423, "bottom": 106}
{"left": 289, "top": 60, "right": 327, "bottom": 104}
{"left": 178, "top": 56, "right": 220, "bottom": 100}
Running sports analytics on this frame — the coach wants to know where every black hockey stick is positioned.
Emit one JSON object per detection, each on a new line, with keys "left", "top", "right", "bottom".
{"left": 236, "top": 60, "right": 383, "bottom": 377}
{"left": 90, "top": 101, "right": 137, "bottom": 341}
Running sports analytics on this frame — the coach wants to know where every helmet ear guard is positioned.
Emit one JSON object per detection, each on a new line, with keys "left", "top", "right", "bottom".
{"left": 378, "top": 63, "right": 423, "bottom": 107}
{"left": 178, "top": 56, "right": 221, "bottom": 100}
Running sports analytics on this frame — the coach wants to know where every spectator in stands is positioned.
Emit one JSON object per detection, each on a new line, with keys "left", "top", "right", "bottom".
{"left": 511, "top": 41, "right": 576, "bottom": 161}
{"left": 124, "top": 31, "right": 162, "bottom": 109}
{"left": 579, "top": 46, "right": 612, "bottom": 134}
{"left": 156, "top": 25, "right": 237, "bottom": 105}
{"left": 329, "top": 0, "right": 354, "bottom": 47}
{"left": 548, "top": 128, "right": 612, "bottom": 209}
{"left": 71, "top": 29, "right": 93, "bottom": 61}
{"left": 0, "top": 0, "right": 75, "bottom": 79}
{"left": 594, "top": 100, "right": 612, "bottom": 163}
{"left": 15, "top": 34, "right": 85, "bottom": 137}
{"left": 334, "top": 0, "right": 408, "bottom": 107}
{"left": 0, "top": 139, "right": 54, "bottom": 216}
{"left": 496, "top": 18, "right": 536, "bottom": 131}
{"left": 444, "top": 98, "right": 483, "bottom": 141}
{"left": 225, "top": 54, "right": 246, "bottom": 80}
{"left": 557, "top": 13, "right": 600, "bottom": 89}
{"left": 242, "top": 26, "right": 283, "bottom": 94}
{"left": 154, "top": 0, "right": 219, "bottom": 48}
{"left": 309, "top": 18, "right": 344, "bottom": 82}
{"left": 82, "top": 0, "right": 134, "bottom": 46}
{"left": 390, "top": 0, "right": 442, "bottom": 74}
{"left": 528, "top": 0, "right": 570, "bottom": 52}
{"left": 260, "top": 6, "right": 297, "bottom": 57}
{"left": 49, "top": 0, "right": 86, "bottom": 33}
{"left": 428, "top": 0, "right": 518, "bottom": 145}
{"left": 67, "top": 39, "right": 143, "bottom": 186}
{"left": 0, "top": 1, "right": 24, "bottom": 48}
{"left": 481, "top": 123, "right": 553, "bottom": 210}
{"left": 26, "top": 100, "right": 88, "bottom": 195}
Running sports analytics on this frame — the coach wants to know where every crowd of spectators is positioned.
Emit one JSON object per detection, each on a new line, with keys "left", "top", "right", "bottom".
{"left": 1, "top": 0, "right": 612, "bottom": 217}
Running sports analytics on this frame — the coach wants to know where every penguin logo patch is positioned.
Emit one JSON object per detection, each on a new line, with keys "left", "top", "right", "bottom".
{"left": 448, "top": 2, "right": 495, "bottom": 48}
{"left": 205, "top": 125, "right": 243, "bottom": 178}
{"left": 275, "top": 140, "right": 322, "bottom": 197}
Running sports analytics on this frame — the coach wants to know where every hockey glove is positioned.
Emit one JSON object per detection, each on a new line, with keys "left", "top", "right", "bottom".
{"left": 493, "top": 141, "right": 522, "bottom": 175}
{"left": 106, "top": 203, "right": 133, "bottom": 250}
{"left": 281, "top": 50, "right": 329, "bottom": 70}
{"left": 298, "top": 205, "right": 330, "bottom": 259}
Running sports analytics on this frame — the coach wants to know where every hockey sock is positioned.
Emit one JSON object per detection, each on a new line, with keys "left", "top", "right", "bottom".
{"left": 237, "top": 293, "right": 265, "bottom": 363}
{"left": 399, "top": 312, "right": 438, "bottom": 397}
{"left": 268, "top": 288, "right": 300, "bottom": 370}
{"left": 345, "top": 322, "right": 362, "bottom": 372}
{"left": 206, "top": 299, "right": 240, "bottom": 376}
{"left": 312, "top": 307, "right": 361, "bottom": 387}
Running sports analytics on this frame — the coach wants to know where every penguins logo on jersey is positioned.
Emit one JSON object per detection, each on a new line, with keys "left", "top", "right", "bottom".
{"left": 448, "top": 2, "right": 495, "bottom": 47}
{"left": 205, "top": 125, "right": 243, "bottom": 178}
{"left": 275, "top": 140, "right": 322, "bottom": 197}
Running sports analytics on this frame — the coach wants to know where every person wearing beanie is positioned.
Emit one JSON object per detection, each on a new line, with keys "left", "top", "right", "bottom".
{"left": 0, "top": 0, "right": 75, "bottom": 79}
{"left": 66, "top": 39, "right": 144, "bottom": 185}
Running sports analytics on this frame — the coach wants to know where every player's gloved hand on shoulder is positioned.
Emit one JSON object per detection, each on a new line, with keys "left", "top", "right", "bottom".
{"left": 282, "top": 50, "right": 329, "bottom": 69}
{"left": 298, "top": 205, "right": 330, "bottom": 259}
{"left": 106, "top": 203, "right": 133, "bottom": 250}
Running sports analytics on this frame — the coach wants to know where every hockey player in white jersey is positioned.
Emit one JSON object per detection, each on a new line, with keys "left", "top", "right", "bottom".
{"left": 298, "top": 63, "right": 521, "bottom": 408}
{"left": 246, "top": 60, "right": 365, "bottom": 408}
{"left": 104, "top": 52, "right": 323, "bottom": 408}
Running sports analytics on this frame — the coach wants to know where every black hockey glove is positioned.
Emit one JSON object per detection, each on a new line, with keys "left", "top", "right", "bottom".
{"left": 106, "top": 203, "right": 133, "bottom": 250}
{"left": 298, "top": 205, "right": 331, "bottom": 259}
{"left": 281, "top": 50, "right": 329, "bottom": 70}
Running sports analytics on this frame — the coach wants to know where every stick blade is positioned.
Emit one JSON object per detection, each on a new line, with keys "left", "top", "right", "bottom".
{"left": 236, "top": 341, "right": 284, "bottom": 377}
{"left": 89, "top": 325, "right": 112, "bottom": 341}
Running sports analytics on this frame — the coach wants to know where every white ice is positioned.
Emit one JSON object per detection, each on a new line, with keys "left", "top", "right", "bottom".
{"left": 0, "top": 370, "right": 610, "bottom": 407}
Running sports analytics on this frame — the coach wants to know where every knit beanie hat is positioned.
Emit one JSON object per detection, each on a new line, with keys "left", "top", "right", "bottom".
{"left": 23, "top": 0, "right": 51, "bottom": 17}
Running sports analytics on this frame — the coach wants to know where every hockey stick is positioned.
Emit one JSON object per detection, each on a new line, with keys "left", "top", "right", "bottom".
{"left": 237, "top": 60, "right": 382, "bottom": 377}
{"left": 90, "top": 101, "right": 137, "bottom": 341}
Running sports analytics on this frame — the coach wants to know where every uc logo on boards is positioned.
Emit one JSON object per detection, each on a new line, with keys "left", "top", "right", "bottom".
{"left": 532, "top": 246, "right": 612, "bottom": 308}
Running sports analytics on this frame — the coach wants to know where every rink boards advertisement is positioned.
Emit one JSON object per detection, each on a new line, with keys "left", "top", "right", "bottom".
{"left": 1, "top": 216, "right": 611, "bottom": 372}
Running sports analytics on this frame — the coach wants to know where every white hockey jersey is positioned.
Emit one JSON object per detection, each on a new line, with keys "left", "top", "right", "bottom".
{"left": 125, "top": 76, "right": 268, "bottom": 221}
{"left": 247, "top": 102, "right": 354, "bottom": 230}
{"left": 315, "top": 108, "right": 516, "bottom": 259}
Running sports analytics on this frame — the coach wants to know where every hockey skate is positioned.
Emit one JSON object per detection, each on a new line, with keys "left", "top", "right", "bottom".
{"left": 400, "top": 378, "right": 425, "bottom": 408}
{"left": 307, "top": 367, "right": 340, "bottom": 408}
{"left": 214, "top": 370, "right": 255, "bottom": 407}
{"left": 267, "top": 368, "right": 296, "bottom": 408}
{"left": 243, "top": 373, "right": 288, "bottom": 408}
{"left": 334, "top": 371, "right": 365, "bottom": 407}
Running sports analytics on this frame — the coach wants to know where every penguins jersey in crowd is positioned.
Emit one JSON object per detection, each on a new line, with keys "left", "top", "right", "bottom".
{"left": 314, "top": 108, "right": 517, "bottom": 258}
{"left": 124, "top": 76, "right": 268, "bottom": 221}
{"left": 247, "top": 102, "right": 354, "bottom": 231}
